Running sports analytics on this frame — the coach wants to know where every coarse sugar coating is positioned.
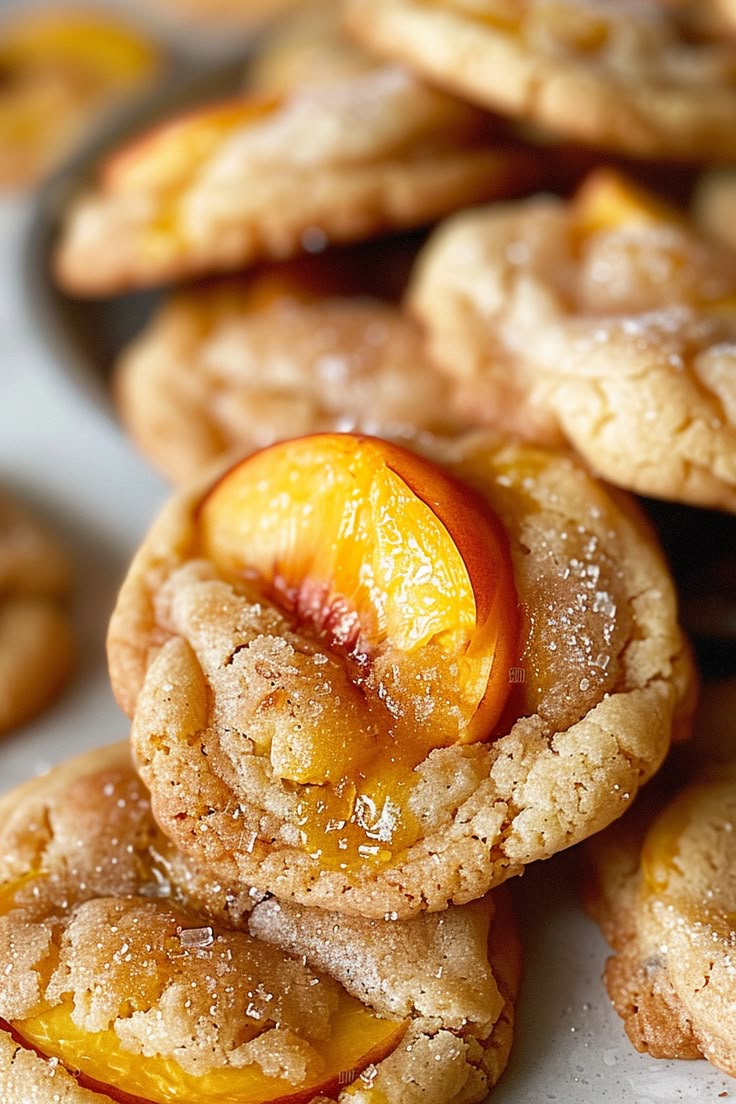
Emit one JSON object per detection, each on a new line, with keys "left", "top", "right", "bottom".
{"left": 408, "top": 169, "right": 736, "bottom": 512}
{"left": 53, "top": 62, "right": 540, "bottom": 296}
{"left": 0, "top": 743, "right": 519, "bottom": 1104}
{"left": 344, "top": 0, "right": 736, "bottom": 161}
{"left": 581, "top": 681, "right": 736, "bottom": 1077}
{"left": 0, "top": 488, "right": 74, "bottom": 735}
{"left": 114, "top": 250, "right": 459, "bottom": 484}
{"left": 108, "top": 430, "right": 695, "bottom": 918}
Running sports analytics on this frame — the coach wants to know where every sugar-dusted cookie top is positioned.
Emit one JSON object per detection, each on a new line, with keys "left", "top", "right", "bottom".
{"left": 0, "top": 7, "right": 160, "bottom": 189}
{"left": 0, "top": 742, "right": 519, "bottom": 1104}
{"left": 52, "top": 54, "right": 541, "bottom": 296}
{"left": 345, "top": 0, "right": 736, "bottom": 161}
{"left": 409, "top": 169, "right": 736, "bottom": 512}
{"left": 582, "top": 682, "right": 736, "bottom": 1078}
{"left": 114, "top": 247, "right": 458, "bottom": 484}
{"left": 108, "top": 430, "right": 694, "bottom": 918}
{"left": 0, "top": 488, "right": 74, "bottom": 734}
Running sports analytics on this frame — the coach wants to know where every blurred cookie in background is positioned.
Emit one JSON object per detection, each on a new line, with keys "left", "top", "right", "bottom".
{"left": 52, "top": 51, "right": 542, "bottom": 295}
{"left": 0, "top": 487, "right": 74, "bottom": 735}
{"left": 0, "top": 6, "right": 161, "bottom": 189}
{"left": 114, "top": 244, "right": 460, "bottom": 484}
{"left": 345, "top": 0, "right": 736, "bottom": 162}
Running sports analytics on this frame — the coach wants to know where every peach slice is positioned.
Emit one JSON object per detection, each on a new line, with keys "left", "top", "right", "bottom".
{"left": 200, "top": 433, "right": 518, "bottom": 748}
{"left": 571, "top": 168, "right": 684, "bottom": 241}
{"left": 101, "top": 96, "right": 279, "bottom": 195}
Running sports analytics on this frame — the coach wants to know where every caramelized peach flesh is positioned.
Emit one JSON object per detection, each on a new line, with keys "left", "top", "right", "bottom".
{"left": 8, "top": 997, "right": 404, "bottom": 1104}
{"left": 0, "top": 871, "right": 407, "bottom": 1104}
{"left": 199, "top": 434, "right": 519, "bottom": 865}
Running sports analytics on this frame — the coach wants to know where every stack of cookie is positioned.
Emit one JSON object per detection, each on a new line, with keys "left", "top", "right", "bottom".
{"left": 3, "top": 0, "right": 736, "bottom": 1099}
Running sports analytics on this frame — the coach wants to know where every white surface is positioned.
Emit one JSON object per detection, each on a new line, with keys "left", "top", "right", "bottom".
{"left": 0, "top": 111, "right": 732, "bottom": 1104}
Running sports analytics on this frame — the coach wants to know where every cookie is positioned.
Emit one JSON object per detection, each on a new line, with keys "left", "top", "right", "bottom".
{"left": 408, "top": 169, "right": 736, "bottom": 512}
{"left": 582, "top": 682, "right": 736, "bottom": 1076}
{"left": 114, "top": 249, "right": 459, "bottom": 484}
{"left": 53, "top": 63, "right": 540, "bottom": 295}
{"left": 107, "top": 430, "right": 694, "bottom": 919}
{"left": 0, "top": 489, "right": 74, "bottom": 734}
{"left": 0, "top": 742, "right": 520, "bottom": 1104}
{"left": 0, "top": 7, "right": 160, "bottom": 189}
{"left": 344, "top": 0, "right": 736, "bottom": 161}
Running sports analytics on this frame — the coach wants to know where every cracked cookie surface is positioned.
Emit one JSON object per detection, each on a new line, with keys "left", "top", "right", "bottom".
{"left": 0, "top": 743, "right": 519, "bottom": 1104}
{"left": 345, "top": 0, "right": 736, "bottom": 160}
{"left": 582, "top": 682, "right": 736, "bottom": 1078}
{"left": 108, "top": 431, "right": 694, "bottom": 918}
{"left": 408, "top": 170, "right": 736, "bottom": 512}
{"left": 0, "top": 489, "right": 74, "bottom": 735}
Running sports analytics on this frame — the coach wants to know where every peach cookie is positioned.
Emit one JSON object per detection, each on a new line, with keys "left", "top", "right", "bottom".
{"left": 107, "top": 431, "right": 694, "bottom": 918}
{"left": 0, "top": 489, "right": 73, "bottom": 734}
{"left": 52, "top": 56, "right": 540, "bottom": 296}
{"left": 0, "top": 743, "right": 520, "bottom": 1104}
{"left": 114, "top": 251, "right": 457, "bottom": 485}
{"left": 0, "top": 8, "right": 159, "bottom": 189}
{"left": 345, "top": 0, "right": 736, "bottom": 160}
{"left": 582, "top": 682, "right": 736, "bottom": 1077}
{"left": 408, "top": 169, "right": 736, "bottom": 513}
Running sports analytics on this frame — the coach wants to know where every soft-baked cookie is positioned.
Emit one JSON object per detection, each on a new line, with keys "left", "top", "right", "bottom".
{"left": 408, "top": 169, "right": 736, "bottom": 512}
{"left": 107, "top": 430, "right": 694, "bottom": 918}
{"left": 53, "top": 62, "right": 540, "bottom": 295}
{"left": 114, "top": 249, "right": 459, "bottom": 484}
{"left": 0, "top": 742, "right": 520, "bottom": 1104}
{"left": 582, "top": 681, "right": 736, "bottom": 1076}
{"left": 344, "top": 0, "right": 736, "bottom": 161}
{"left": 0, "top": 7, "right": 160, "bottom": 189}
{"left": 0, "top": 489, "right": 74, "bottom": 734}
